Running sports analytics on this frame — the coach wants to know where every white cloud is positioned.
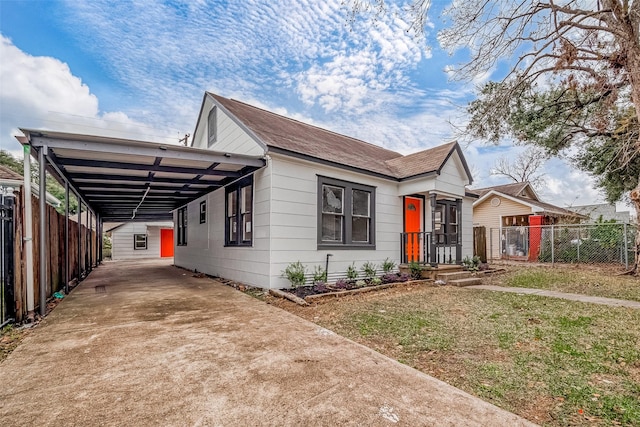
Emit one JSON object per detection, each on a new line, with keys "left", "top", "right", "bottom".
{"left": 0, "top": 36, "right": 179, "bottom": 155}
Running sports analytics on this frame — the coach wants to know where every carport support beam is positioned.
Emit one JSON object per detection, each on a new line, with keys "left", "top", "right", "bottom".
{"left": 97, "top": 214, "right": 102, "bottom": 263}
{"left": 88, "top": 210, "right": 92, "bottom": 270}
{"left": 77, "top": 199, "right": 82, "bottom": 281}
{"left": 64, "top": 181, "right": 69, "bottom": 294}
{"left": 39, "top": 147, "right": 47, "bottom": 317}
{"left": 23, "top": 145, "right": 35, "bottom": 319}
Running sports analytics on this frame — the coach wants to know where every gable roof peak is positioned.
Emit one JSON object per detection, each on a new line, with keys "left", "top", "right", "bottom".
{"left": 205, "top": 92, "right": 471, "bottom": 181}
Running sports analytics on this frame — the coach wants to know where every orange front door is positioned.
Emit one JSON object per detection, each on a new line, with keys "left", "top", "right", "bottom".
{"left": 404, "top": 197, "right": 422, "bottom": 262}
{"left": 160, "top": 229, "right": 174, "bottom": 257}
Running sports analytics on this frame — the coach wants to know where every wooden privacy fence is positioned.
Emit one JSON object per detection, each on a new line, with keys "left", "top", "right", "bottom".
{"left": 13, "top": 190, "right": 97, "bottom": 322}
{"left": 473, "top": 226, "right": 487, "bottom": 263}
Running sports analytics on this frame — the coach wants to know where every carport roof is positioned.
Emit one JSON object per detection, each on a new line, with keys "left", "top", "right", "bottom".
{"left": 18, "top": 129, "right": 266, "bottom": 222}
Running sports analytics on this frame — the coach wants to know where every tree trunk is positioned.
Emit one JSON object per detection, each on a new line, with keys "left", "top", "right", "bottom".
{"left": 630, "top": 178, "right": 640, "bottom": 274}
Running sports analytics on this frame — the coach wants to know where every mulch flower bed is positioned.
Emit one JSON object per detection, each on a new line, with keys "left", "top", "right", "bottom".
{"left": 285, "top": 272, "right": 413, "bottom": 299}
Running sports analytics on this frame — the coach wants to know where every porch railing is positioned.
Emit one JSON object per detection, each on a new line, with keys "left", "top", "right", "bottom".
{"left": 400, "top": 232, "right": 460, "bottom": 265}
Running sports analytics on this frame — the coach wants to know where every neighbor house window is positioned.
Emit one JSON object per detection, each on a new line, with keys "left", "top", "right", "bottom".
{"left": 200, "top": 200, "right": 207, "bottom": 224}
{"left": 134, "top": 234, "right": 147, "bottom": 250}
{"left": 225, "top": 176, "right": 253, "bottom": 246}
{"left": 208, "top": 106, "right": 217, "bottom": 146}
{"left": 317, "top": 176, "right": 375, "bottom": 249}
{"left": 177, "top": 206, "right": 187, "bottom": 246}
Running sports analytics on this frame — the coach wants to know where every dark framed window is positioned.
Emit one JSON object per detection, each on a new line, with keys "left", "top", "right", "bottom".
{"left": 225, "top": 176, "right": 253, "bottom": 246}
{"left": 208, "top": 106, "right": 217, "bottom": 147}
{"left": 317, "top": 176, "right": 375, "bottom": 249}
{"left": 199, "top": 200, "right": 207, "bottom": 224}
{"left": 177, "top": 206, "right": 187, "bottom": 246}
{"left": 133, "top": 234, "right": 147, "bottom": 250}
{"left": 433, "top": 200, "right": 458, "bottom": 245}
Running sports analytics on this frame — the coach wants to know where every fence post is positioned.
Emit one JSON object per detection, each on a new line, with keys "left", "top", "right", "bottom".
{"left": 577, "top": 225, "right": 580, "bottom": 264}
{"left": 551, "top": 225, "right": 555, "bottom": 266}
{"left": 489, "top": 228, "right": 493, "bottom": 261}
{"left": 624, "top": 222, "right": 629, "bottom": 270}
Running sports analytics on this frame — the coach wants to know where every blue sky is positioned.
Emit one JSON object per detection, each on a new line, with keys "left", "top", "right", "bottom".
{"left": 0, "top": 0, "right": 621, "bottom": 210}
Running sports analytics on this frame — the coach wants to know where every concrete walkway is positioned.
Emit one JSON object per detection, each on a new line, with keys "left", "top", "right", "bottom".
{"left": 0, "top": 259, "right": 535, "bottom": 426}
{"left": 470, "top": 285, "right": 640, "bottom": 309}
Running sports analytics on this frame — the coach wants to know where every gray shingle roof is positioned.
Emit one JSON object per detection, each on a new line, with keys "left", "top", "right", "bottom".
{"left": 211, "top": 93, "right": 465, "bottom": 181}
{"left": 0, "top": 165, "right": 23, "bottom": 181}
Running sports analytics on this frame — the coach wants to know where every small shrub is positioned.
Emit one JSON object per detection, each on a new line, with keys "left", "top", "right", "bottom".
{"left": 312, "top": 265, "right": 327, "bottom": 283}
{"left": 371, "top": 277, "right": 382, "bottom": 286}
{"left": 381, "top": 258, "right": 396, "bottom": 273}
{"left": 381, "top": 273, "right": 399, "bottom": 284}
{"left": 361, "top": 261, "right": 377, "bottom": 279}
{"left": 355, "top": 279, "right": 367, "bottom": 288}
{"left": 346, "top": 263, "right": 358, "bottom": 280}
{"left": 313, "top": 282, "right": 328, "bottom": 293}
{"left": 334, "top": 278, "right": 349, "bottom": 290}
{"left": 408, "top": 261, "right": 422, "bottom": 280}
{"left": 282, "top": 261, "right": 307, "bottom": 288}
{"left": 396, "top": 272, "right": 410, "bottom": 282}
{"left": 462, "top": 256, "right": 481, "bottom": 272}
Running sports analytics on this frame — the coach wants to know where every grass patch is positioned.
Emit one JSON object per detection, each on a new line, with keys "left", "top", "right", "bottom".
{"left": 284, "top": 285, "right": 640, "bottom": 426}
{"left": 489, "top": 265, "right": 640, "bottom": 302}
{"left": 0, "top": 325, "right": 30, "bottom": 362}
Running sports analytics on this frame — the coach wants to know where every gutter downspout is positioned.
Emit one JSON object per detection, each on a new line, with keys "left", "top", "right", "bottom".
{"left": 23, "top": 145, "right": 34, "bottom": 321}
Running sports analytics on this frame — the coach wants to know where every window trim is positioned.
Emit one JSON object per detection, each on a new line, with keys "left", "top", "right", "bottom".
{"left": 133, "top": 233, "right": 147, "bottom": 250}
{"left": 177, "top": 206, "right": 187, "bottom": 246}
{"left": 199, "top": 200, "right": 207, "bottom": 224}
{"left": 317, "top": 176, "right": 376, "bottom": 250}
{"left": 208, "top": 106, "right": 217, "bottom": 147}
{"left": 225, "top": 175, "right": 253, "bottom": 247}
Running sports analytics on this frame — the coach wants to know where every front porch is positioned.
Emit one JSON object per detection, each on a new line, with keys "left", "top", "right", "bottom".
{"left": 399, "top": 231, "right": 461, "bottom": 265}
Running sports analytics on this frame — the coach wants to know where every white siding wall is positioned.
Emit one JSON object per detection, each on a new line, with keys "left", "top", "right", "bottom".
{"left": 473, "top": 196, "right": 533, "bottom": 259}
{"left": 111, "top": 222, "right": 172, "bottom": 260}
{"left": 191, "top": 96, "right": 264, "bottom": 156}
{"left": 173, "top": 166, "right": 272, "bottom": 288}
{"left": 462, "top": 196, "right": 473, "bottom": 259}
{"left": 268, "top": 154, "right": 402, "bottom": 289}
{"left": 434, "top": 153, "right": 470, "bottom": 196}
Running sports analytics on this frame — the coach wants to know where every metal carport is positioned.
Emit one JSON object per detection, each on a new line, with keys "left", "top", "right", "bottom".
{"left": 17, "top": 129, "right": 266, "bottom": 317}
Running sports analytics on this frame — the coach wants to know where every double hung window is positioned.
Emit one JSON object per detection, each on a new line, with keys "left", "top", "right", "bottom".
{"left": 318, "top": 176, "right": 375, "bottom": 249}
{"left": 226, "top": 176, "right": 253, "bottom": 246}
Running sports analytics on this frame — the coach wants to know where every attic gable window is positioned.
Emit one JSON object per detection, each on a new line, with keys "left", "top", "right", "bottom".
{"left": 317, "top": 176, "right": 375, "bottom": 250}
{"left": 208, "top": 106, "right": 217, "bottom": 146}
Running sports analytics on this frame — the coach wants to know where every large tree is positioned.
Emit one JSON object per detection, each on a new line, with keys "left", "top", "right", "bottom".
{"left": 491, "top": 147, "right": 548, "bottom": 190}
{"left": 350, "top": 0, "right": 640, "bottom": 271}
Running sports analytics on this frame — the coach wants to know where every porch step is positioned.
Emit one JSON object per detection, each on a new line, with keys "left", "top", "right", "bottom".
{"left": 449, "top": 277, "right": 483, "bottom": 287}
{"left": 436, "top": 271, "right": 472, "bottom": 282}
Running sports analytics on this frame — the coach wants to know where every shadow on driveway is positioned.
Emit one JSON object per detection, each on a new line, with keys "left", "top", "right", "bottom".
{"left": 0, "top": 259, "right": 536, "bottom": 426}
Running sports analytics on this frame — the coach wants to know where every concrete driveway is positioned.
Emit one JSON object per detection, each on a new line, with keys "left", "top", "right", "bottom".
{"left": 0, "top": 259, "right": 535, "bottom": 426}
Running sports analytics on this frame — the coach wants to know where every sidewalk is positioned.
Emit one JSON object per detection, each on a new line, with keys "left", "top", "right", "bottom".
{"left": 469, "top": 285, "right": 640, "bottom": 309}
{"left": 0, "top": 259, "right": 536, "bottom": 426}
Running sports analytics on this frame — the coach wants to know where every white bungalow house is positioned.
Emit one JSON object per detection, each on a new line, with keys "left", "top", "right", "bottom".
{"left": 174, "top": 92, "right": 475, "bottom": 289}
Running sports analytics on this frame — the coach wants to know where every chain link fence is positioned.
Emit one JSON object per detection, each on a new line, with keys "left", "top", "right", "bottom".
{"left": 489, "top": 223, "right": 636, "bottom": 268}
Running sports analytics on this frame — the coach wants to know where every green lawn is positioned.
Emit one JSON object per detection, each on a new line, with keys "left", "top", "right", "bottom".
{"left": 488, "top": 265, "right": 640, "bottom": 302}
{"left": 283, "top": 284, "right": 640, "bottom": 426}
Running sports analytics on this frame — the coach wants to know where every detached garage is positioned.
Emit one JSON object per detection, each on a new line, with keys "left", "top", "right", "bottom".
{"left": 108, "top": 222, "right": 174, "bottom": 260}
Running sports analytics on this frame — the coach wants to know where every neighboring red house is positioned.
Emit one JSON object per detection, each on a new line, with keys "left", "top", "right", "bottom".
{"left": 470, "top": 182, "right": 586, "bottom": 260}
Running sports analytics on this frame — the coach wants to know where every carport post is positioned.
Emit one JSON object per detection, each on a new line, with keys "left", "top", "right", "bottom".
{"left": 38, "top": 146, "right": 47, "bottom": 317}
{"left": 77, "top": 199, "right": 82, "bottom": 281}
{"left": 88, "top": 210, "right": 92, "bottom": 270}
{"left": 23, "top": 145, "right": 35, "bottom": 319}
{"left": 97, "top": 214, "right": 102, "bottom": 263}
{"left": 64, "top": 181, "right": 69, "bottom": 294}
{"left": 85, "top": 208, "right": 90, "bottom": 272}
